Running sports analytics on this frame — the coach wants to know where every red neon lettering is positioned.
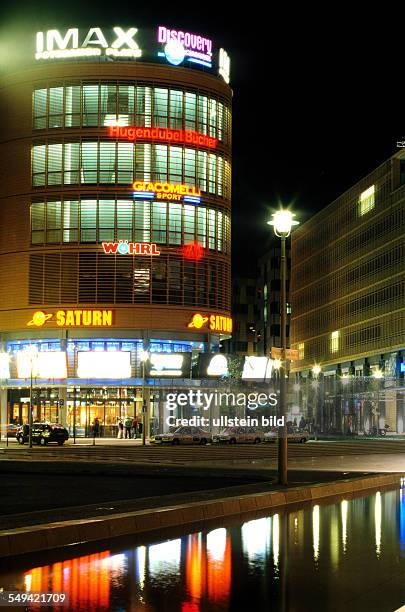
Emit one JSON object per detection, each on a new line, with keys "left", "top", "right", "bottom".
{"left": 141, "top": 243, "right": 151, "bottom": 254}
{"left": 108, "top": 126, "right": 218, "bottom": 149}
{"left": 102, "top": 242, "right": 119, "bottom": 253}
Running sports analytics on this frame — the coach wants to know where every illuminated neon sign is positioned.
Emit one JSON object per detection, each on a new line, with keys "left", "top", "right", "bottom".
{"left": 108, "top": 126, "right": 217, "bottom": 149}
{"left": 188, "top": 313, "right": 233, "bottom": 333}
{"left": 101, "top": 241, "right": 160, "bottom": 255}
{"left": 133, "top": 181, "right": 201, "bottom": 204}
{"left": 182, "top": 242, "right": 205, "bottom": 261}
{"left": 27, "top": 310, "right": 113, "bottom": 327}
{"left": 35, "top": 27, "right": 142, "bottom": 60}
{"left": 157, "top": 26, "right": 213, "bottom": 67}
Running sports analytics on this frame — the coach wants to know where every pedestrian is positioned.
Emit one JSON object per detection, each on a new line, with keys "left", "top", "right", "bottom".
{"left": 93, "top": 417, "right": 100, "bottom": 438}
{"left": 117, "top": 419, "right": 124, "bottom": 439}
{"left": 124, "top": 415, "right": 132, "bottom": 439}
{"left": 132, "top": 416, "right": 138, "bottom": 439}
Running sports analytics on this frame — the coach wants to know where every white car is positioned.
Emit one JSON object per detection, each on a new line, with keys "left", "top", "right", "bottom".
{"left": 264, "top": 428, "right": 309, "bottom": 443}
{"left": 152, "top": 426, "right": 212, "bottom": 445}
{"left": 212, "top": 427, "right": 264, "bottom": 444}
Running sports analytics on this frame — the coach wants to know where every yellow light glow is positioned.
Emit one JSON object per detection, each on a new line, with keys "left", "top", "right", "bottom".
{"left": 373, "top": 369, "right": 383, "bottom": 379}
{"left": 272, "top": 514, "right": 279, "bottom": 570}
{"left": 77, "top": 351, "right": 131, "bottom": 379}
{"left": 375, "top": 491, "right": 381, "bottom": 557}
{"left": 313, "top": 505, "right": 320, "bottom": 562}
{"left": 341, "top": 500, "right": 348, "bottom": 553}
{"left": 273, "top": 358, "right": 282, "bottom": 370}
{"left": 312, "top": 364, "right": 321, "bottom": 376}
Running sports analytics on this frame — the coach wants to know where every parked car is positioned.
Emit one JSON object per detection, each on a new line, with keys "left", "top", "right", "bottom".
{"left": 16, "top": 423, "right": 69, "bottom": 446}
{"left": 0, "top": 423, "right": 19, "bottom": 438}
{"left": 152, "top": 426, "right": 212, "bottom": 445}
{"left": 264, "top": 427, "right": 309, "bottom": 443}
{"left": 212, "top": 427, "right": 264, "bottom": 444}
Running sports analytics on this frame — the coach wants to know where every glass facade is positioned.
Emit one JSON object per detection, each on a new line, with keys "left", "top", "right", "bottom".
{"left": 32, "top": 141, "right": 230, "bottom": 197}
{"left": 33, "top": 83, "right": 231, "bottom": 143}
{"left": 31, "top": 199, "right": 230, "bottom": 252}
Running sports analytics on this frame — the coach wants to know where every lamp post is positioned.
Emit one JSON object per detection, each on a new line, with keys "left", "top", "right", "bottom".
{"left": 268, "top": 210, "right": 299, "bottom": 485}
{"left": 141, "top": 350, "right": 149, "bottom": 446}
{"left": 26, "top": 345, "right": 38, "bottom": 449}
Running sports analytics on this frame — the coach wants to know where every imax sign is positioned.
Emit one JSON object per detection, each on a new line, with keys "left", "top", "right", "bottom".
{"left": 35, "top": 27, "right": 142, "bottom": 59}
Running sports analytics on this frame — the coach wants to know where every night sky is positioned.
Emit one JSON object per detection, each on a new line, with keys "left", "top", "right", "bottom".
{"left": 0, "top": 1, "right": 399, "bottom": 275}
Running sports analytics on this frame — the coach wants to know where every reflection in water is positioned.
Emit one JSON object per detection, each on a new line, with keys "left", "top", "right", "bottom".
{"left": 241, "top": 517, "right": 271, "bottom": 564}
{"left": 375, "top": 491, "right": 382, "bottom": 558}
{"left": 2, "top": 489, "right": 405, "bottom": 611}
{"left": 313, "top": 504, "right": 320, "bottom": 563}
{"left": 341, "top": 499, "right": 348, "bottom": 553}
{"left": 272, "top": 514, "right": 280, "bottom": 572}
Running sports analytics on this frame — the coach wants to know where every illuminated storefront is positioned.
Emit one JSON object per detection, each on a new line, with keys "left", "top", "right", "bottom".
{"left": 0, "top": 24, "right": 232, "bottom": 435}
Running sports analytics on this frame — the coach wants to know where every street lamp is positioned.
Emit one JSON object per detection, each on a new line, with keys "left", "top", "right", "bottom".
{"left": 268, "top": 209, "right": 299, "bottom": 485}
{"left": 26, "top": 345, "right": 38, "bottom": 448}
{"left": 140, "top": 350, "right": 149, "bottom": 446}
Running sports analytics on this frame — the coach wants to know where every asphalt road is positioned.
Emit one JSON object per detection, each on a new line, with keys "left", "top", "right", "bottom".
{"left": 2, "top": 438, "right": 405, "bottom": 465}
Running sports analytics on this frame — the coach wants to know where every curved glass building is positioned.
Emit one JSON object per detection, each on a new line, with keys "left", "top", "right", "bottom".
{"left": 0, "top": 26, "right": 232, "bottom": 435}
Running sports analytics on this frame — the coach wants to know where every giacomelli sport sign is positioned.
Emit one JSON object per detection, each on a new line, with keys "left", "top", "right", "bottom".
{"left": 35, "top": 26, "right": 230, "bottom": 83}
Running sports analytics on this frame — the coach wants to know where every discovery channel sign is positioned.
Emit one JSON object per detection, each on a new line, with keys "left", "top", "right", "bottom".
{"left": 34, "top": 26, "right": 230, "bottom": 83}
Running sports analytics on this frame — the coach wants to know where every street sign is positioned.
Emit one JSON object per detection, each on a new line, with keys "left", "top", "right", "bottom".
{"left": 271, "top": 348, "right": 299, "bottom": 361}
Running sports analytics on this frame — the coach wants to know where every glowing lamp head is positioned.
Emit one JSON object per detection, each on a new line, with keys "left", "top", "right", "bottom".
{"left": 312, "top": 365, "right": 321, "bottom": 376}
{"left": 373, "top": 369, "right": 383, "bottom": 379}
{"left": 268, "top": 210, "right": 299, "bottom": 237}
{"left": 273, "top": 358, "right": 282, "bottom": 370}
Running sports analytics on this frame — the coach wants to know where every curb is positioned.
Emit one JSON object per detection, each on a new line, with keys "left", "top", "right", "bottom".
{"left": 0, "top": 472, "right": 400, "bottom": 559}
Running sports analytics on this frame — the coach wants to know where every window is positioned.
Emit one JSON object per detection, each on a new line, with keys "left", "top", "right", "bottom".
{"left": 152, "top": 201, "right": 167, "bottom": 243}
{"left": 298, "top": 342, "right": 304, "bottom": 360}
{"left": 330, "top": 330, "right": 339, "bottom": 353}
{"left": 358, "top": 185, "right": 375, "bottom": 216}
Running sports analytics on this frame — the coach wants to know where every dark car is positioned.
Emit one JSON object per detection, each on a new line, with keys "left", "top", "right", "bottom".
{"left": 16, "top": 423, "right": 69, "bottom": 446}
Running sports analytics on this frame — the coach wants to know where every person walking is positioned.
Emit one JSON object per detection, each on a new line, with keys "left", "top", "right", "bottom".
{"left": 132, "top": 416, "right": 138, "bottom": 439}
{"left": 117, "top": 419, "right": 124, "bottom": 439}
{"left": 93, "top": 417, "right": 100, "bottom": 438}
{"left": 124, "top": 415, "right": 132, "bottom": 439}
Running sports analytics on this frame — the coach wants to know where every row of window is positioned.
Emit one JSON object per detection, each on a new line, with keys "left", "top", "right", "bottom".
{"left": 293, "top": 237, "right": 404, "bottom": 313}
{"left": 31, "top": 199, "right": 230, "bottom": 253}
{"left": 33, "top": 84, "right": 231, "bottom": 142}
{"left": 29, "top": 252, "right": 230, "bottom": 309}
{"left": 32, "top": 142, "right": 231, "bottom": 197}
{"left": 8, "top": 340, "right": 197, "bottom": 354}
{"left": 293, "top": 280, "right": 404, "bottom": 339}
{"left": 294, "top": 311, "right": 405, "bottom": 364}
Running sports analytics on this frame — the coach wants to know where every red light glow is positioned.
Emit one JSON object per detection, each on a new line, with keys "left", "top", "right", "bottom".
{"left": 182, "top": 242, "right": 205, "bottom": 261}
